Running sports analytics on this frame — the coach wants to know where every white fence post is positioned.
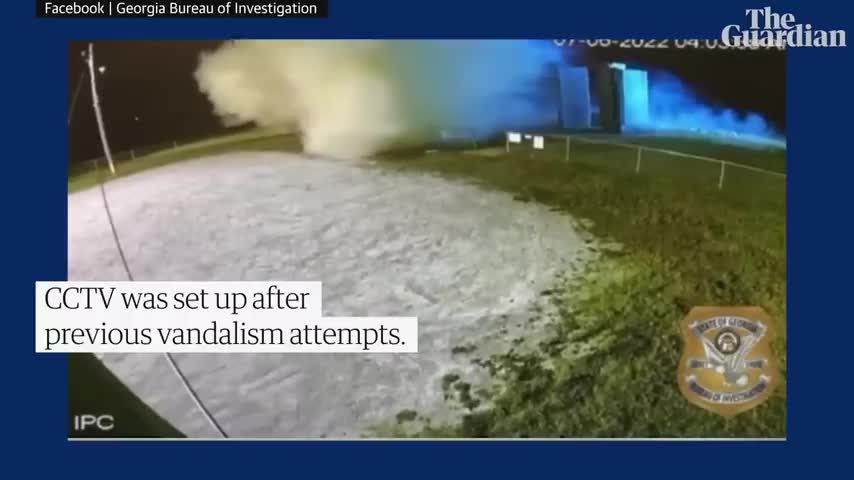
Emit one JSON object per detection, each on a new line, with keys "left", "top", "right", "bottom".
{"left": 635, "top": 147, "right": 642, "bottom": 174}
{"left": 130, "top": 149, "right": 135, "bottom": 160}
{"left": 173, "top": 140, "right": 178, "bottom": 149}
{"left": 718, "top": 161, "right": 727, "bottom": 190}
{"left": 565, "top": 136, "right": 571, "bottom": 162}
{"left": 505, "top": 136, "right": 510, "bottom": 153}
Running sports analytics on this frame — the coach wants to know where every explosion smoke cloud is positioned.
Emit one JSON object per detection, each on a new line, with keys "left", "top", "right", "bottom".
{"left": 644, "top": 71, "right": 783, "bottom": 142}
{"left": 195, "top": 40, "right": 559, "bottom": 158}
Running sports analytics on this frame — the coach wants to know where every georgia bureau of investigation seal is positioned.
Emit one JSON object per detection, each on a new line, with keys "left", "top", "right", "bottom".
{"left": 678, "top": 306, "right": 779, "bottom": 416}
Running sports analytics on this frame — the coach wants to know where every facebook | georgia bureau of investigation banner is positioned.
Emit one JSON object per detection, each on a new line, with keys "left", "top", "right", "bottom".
{"left": 37, "top": 0, "right": 328, "bottom": 18}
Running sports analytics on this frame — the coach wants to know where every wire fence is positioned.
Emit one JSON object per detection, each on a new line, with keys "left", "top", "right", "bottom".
{"left": 69, "top": 127, "right": 788, "bottom": 201}
{"left": 68, "top": 139, "right": 182, "bottom": 178}
{"left": 68, "top": 127, "right": 288, "bottom": 181}
{"left": 505, "top": 132, "right": 786, "bottom": 195}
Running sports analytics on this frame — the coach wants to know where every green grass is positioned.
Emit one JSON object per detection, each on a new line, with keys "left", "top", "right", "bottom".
{"left": 522, "top": 135, "right": 786, "bottom": 212}
{"left": 377, "top": 139, "right": 786, "bottom": 438}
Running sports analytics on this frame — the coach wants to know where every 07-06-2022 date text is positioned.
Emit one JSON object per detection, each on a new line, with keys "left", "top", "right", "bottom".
{"left": 553, "top": 39, "right": 785, "bottom": 50}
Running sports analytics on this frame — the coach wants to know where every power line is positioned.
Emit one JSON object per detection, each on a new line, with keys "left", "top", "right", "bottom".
{"left": 85, "top": 42, "right": 228, "bottom": 439}
{"left": 68, "top": 70, "right": 85, "bottom": 127}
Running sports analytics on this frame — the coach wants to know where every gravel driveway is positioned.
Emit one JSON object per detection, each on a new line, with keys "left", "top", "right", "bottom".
{"left": 67, "top": 151, "right": 590, "bottom": 438}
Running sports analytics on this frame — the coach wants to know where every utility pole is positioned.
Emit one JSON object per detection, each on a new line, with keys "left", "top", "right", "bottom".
{"left": 87, "top": 43, "right": 115, "bottom": 175}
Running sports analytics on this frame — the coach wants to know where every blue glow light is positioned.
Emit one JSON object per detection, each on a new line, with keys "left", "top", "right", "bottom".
{"left": 623, "top": 70, "right": 784, "bottom": 143}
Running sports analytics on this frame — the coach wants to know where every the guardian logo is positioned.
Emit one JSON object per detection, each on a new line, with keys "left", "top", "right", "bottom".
{"left": 722, "top": 7, "right": 846, "bottom": 48}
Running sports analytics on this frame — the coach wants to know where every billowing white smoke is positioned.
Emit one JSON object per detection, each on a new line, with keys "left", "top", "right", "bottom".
{"left": 195, "top": 40, "right": 559, "bottom": 158}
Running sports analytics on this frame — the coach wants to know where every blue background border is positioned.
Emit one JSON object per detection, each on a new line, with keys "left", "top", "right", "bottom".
{"left": 5, "top": 0, "right": 852, "bottom": 476}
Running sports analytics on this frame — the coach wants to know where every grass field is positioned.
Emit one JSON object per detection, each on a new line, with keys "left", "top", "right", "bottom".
{"left": 68, "top": 132, "right": 786, "bottom": 437}
{"left": 526, "top": 134, "right": 786, "bottom": 213}
{"left": 378, "top": 138, "right": 786, "bottom": 437}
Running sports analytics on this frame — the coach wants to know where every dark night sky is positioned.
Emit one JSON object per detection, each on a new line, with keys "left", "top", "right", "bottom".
{"left": 69, "top": 40, "right": 227, "bottom": 164}
{"left": 68, "top": 40, "right": 785, "bottom": 165}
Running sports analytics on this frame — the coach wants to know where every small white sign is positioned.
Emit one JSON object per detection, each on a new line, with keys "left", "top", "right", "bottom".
{"left": 524, "top": 134, "right": 533, "bottom": 140}
{"left": 533, "top": 136, "right": 545, "bottom": 150}
{"left": 507, "top": 132, "right": 522, "bottom": 143}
